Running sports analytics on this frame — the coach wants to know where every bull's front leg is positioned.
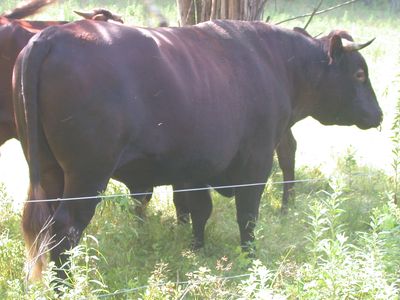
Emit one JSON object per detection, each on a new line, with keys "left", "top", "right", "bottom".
{"left": 276, "top": 129, "right": 297, "bottom": 214}
{"left": 174, "top": 185, "right": 212, "bottom": 250}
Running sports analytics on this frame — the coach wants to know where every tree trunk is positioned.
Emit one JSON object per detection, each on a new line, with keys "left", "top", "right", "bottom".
{"left": 176, "top": 0, "right": 196, "bottom": 26}
{"left": 177, "top": 0, "right": 268, "bottom": 25}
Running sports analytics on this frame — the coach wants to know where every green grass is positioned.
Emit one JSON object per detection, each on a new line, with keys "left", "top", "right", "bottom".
{"left": 1, "top": 0, "right": 400, "bottom": 298}
{"left": 1, "top": 161, "right": 398, "bottom": 298}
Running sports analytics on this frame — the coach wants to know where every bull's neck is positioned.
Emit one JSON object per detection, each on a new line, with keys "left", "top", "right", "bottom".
{"left": 284, "top": 35, "right": 328, "bottom": 126}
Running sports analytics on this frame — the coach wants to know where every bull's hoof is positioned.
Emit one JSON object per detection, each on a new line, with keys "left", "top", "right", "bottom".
{"left": 241, "top": 243, "right": 256, "bottom": 259}
{"left": 131, "top": 206, "right": 147, "bottom": 223}
{"left": 190, "top": 239, "right": 204, "bottom": 251}
{"left": 177, "top": 213, "right": 190, "bottom": 225}
{"left": 280, "top": 205, "right": 289, "bottom": 215}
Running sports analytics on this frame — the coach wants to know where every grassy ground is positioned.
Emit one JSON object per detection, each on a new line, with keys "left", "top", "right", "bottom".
{"left": 0, "top": 0, "right": 400, "bottom": 298}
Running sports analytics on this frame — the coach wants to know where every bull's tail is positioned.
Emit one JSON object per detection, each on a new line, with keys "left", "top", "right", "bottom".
{"left": 22, "top": 190, "right": 53, "bottom": 281}
{"left": 2, "top": 0, "right": 57, "bottom": 19}
{"left": 17, "top": 37, "right": 52, "bottom": 280}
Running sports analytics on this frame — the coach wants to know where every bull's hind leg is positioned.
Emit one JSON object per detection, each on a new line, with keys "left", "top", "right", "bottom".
{"left": 135, "top": 188, "right": 191, "bottom": 225}
{"left": 172, "top": 185, "right": 191, "bottom": 224}
{"left": 235, "top": 185, "right": 264, "bottom": 254}
{"left": 133, "top": 193, "right": 152, "bottom": 221}
{"left": 234, "top": 154, "right": 273, "bottom": 254}
{"left": 41, "top": 163, "right": 65, "bottom": 214}
{"left": 23, "top": 152, "right": 64, "bottom": 280}
{"left": 122, "top": 181, "right": 153, "bottom": 221}
{"left": 50, "top": 174, "right": 108, "bottom": 279}
{"left": 176, "top": 185, "right": 212, "bottom": 250}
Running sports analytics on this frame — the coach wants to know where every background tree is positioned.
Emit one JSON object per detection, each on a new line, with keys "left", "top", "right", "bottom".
{"left": 176, "top": 0, "right": 268, "bottom": 25}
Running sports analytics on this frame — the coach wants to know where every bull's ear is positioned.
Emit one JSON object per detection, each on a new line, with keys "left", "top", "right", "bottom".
{"left": 328, "top": 34, "right": 344, "bottom": 64}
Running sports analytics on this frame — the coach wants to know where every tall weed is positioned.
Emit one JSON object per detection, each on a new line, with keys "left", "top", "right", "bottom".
{"left": 295, "top": 184, "right": 399, "bottom": 300}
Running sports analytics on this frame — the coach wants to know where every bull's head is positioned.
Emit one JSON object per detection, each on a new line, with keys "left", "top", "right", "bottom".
{"left": 312, "top": 31, "right": 382, "bottom": 129}
{"left": 74, "top": 9, "right": 124, "bottom": 24}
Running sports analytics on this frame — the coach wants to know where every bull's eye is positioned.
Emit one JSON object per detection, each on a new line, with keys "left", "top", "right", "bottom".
{"left": 354, "top": 69, "right": 366, "bottom": 83}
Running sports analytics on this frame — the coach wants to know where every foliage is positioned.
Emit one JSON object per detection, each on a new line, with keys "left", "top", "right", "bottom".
{"left": 391, "top": 67, "right": 400, "bottom": 202}
{"left": 294, "top": 186, "right": 399, "bottom": 300}
{"left": 1, "top": 234, "right": 108, "bottom": 299}
{"left": 1, "top": 158, "right": 398, "bottom": 299}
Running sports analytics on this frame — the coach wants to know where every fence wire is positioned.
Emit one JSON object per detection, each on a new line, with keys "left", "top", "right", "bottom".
{"left": 0, "top": 172, "right": 374, "bottom": 205}
{"left": 1, "top": 177, "right": 330, "bottom": 205}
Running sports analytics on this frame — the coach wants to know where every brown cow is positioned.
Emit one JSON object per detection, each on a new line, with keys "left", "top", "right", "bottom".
{"left": 0, "top": 3, "right": 122, "bottom": 148}
{"left": 1, "top": 1, "right": 296, "bottom": 224}
{"left": 14, "top": 19, "right": 382, "bottom": 279}
{"left": 0, "top": 0, "right": 62, "bottom": 147}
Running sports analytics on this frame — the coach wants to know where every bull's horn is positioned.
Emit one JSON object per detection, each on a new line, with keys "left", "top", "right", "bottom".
{"left": 74, "top": 10, "right": 95, "bottom": 20}
{"left": 343, "top": 37, "right": 375, "bottom": 52}
{"left": 92, "top": 14, "right": 107, "bottom": 21}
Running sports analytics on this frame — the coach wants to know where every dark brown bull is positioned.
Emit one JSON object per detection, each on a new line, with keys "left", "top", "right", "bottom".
{"left": 0, "top": 0, "right": 62, "bottom": 147}
{"left": 14, "top": 19, "right": 382, "bottom": 279}
{"left": 0, "top": 2, "right": 122, "bottom": 148}
{"left": 0, "top": 4, "right": 130, "bottom": 279}
{"left": 1, "top": 1, "right": 297, "bottom": 223}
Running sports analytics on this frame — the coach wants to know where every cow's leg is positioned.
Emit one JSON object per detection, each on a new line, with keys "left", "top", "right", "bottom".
{"left": 23, "top": 156, "right": 64, "bottom": 280}
{"left": 235, "top": 185, "right": 264, "bottom": 254}
{"left": 129, "top": 185, "right": 191, "bottom": 224}
{"left": 234, "top": 153, "right": 273, "bottom": 254}
{"left": 50, "top": 175, "right": 107, "bottom": 279}
{"left": 276, "top": 129, "right": 297, "bottom": 214}
{"left": 178, "top": 186, "right": 212, "bottom": 250}
{"left": 40, "top": 163, "right": 65, "bottom": 213}
{"left": 136, "top": 187, "right": 191, "bottom": 225}
{"left": 133, "top": 193, "right": 152, "bottom": 221}
{"left": 172, "top": 187, "right": 191, "bottom": 224}
{"left": 123, "top": 181, "right": 153, "bottom": 221}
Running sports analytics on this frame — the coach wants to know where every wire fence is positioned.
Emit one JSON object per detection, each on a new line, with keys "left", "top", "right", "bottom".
{"left": 0, "top": 172, "right": 375, "bottom": 205}
{"left": 1, "top": 177, "right": 331, "bottom": 204}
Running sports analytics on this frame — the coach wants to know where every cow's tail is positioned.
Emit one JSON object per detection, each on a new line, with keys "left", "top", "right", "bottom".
{"left": 2, "top": 0, "right": 57, "bottom": 19}
{"left": 18, "top": 38, "right": 53, "bottom": 281}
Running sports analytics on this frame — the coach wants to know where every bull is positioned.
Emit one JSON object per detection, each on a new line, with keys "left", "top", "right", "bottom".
{"left": 0, "top": 0, "right": 63, "bottom": 147}
{"left": 1, "top": 2, "right": 302, "bottom": 218}
{"left": 0, "top": 2, "right": 123, "bottom": 148}
{"left": 13, "top": 19, "right": 382, "bottom": 279}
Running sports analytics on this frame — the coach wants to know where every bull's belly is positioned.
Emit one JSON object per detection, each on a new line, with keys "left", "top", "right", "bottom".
{"left": 112, "top": 154, "right": 231, "bottom": 188}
